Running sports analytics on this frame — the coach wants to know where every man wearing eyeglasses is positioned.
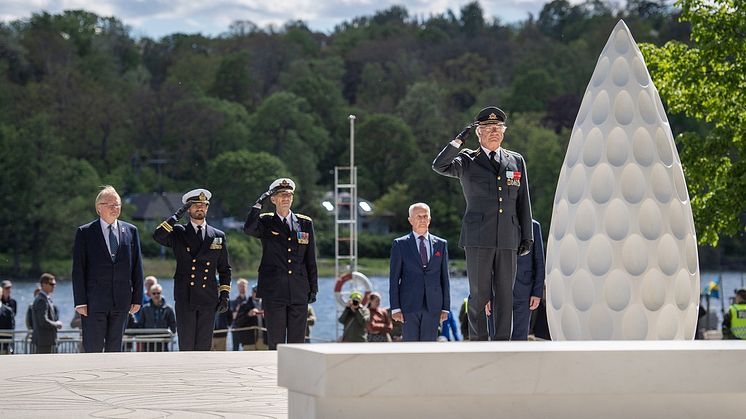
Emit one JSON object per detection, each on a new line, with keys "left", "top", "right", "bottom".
{"left": 432, "top": 106, "right": 533, "bottom": 341}
{"left": 153, "top": 188, "right": 232, "bottom": 351}
{"left": 32, "top": 273, "right": 63, "bottom": 354}
{"left": 72, "top": 185, "right": 144, "bottom": 352}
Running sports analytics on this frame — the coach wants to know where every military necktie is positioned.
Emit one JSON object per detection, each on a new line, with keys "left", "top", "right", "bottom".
{"left": 418, "top": 236, "right": 428, "bottom": 267}
{"left": 488, "top": 150, "right": 501, "bottom": 174}
{"left": 108, "top": 225, "right": 118, "bottom": 260}
{"left": 197, "top": 225, "right": 204, "bottom": 242}
{"left": 285, "top": 217, "right": 292, "bottom": 232}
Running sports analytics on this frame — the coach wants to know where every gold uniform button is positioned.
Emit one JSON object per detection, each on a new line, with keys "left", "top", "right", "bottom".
{"left": 192, "top": 259, "right": 196, "bottom": 263}
{"left": 202, "top": 284, "right": 206, "bottom": 288}
{"left": 288, "top": 248, "right": 292, "bottom": 252}
{"left": 204, "top": 269, "right": 209, "bottom": 273}
{"left": 288, "top": 237, "right": 292, "bottom": 241}
{"left": 499, "top": 198, "right": 503, "bottom": 202}
{"left": 497, "top": 176, "right": 501, "bottom": 180}
{"left": 498, "top": 187, "right": 502, "bottom": 191}
{"left": 203, "top": 276, "right": 207, "bottom": 280}
{"left": 206, "top": 262, "right": 210, "bottom": 266}
{"left": 499, "top": 209, "right": 503, "bottom": 213}
{"left": 191, "top": 274, "right": 195, "bottom": 278}
{"left": 191, "top": 266, "right": 195, "bottom": 271}
{"left": 187, "top": 247, "right": 191, "bottom": 252}
{"left": 288, "top": 270, "right": 292, "bottom": 274}
{"left": 190, "top": 282, "right": 195, "bottom": 286}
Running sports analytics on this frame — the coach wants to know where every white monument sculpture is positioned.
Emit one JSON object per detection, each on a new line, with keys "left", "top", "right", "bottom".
{"left": 545, "top": 20, "right": 700, "bottom": 340}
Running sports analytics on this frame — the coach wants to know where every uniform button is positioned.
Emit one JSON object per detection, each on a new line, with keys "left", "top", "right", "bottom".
{"left": 498, "top": 187, "right": 502, "bottom": 191}
{"left": 497, "top": 176, "right": 501, "bottom": 180}
{"left": 190, "top": 282, "right": 195, "bottom": 286}
{"left": 191, "top": 266, "right": 195, "bottom": 271}
{"left": 288, "top": 270, "right": 292, "bottom": 274}
{"left": 204, "top": 269, "right": 208, "bottom": 273}
{"left": 288, "top": 259, "right": 292, "bottom": 263}
{"left": 203, "top": 276, "right": 207, "bottom": 280}
{"left": 202, "top": 284, "right": 206, "bottom": 288}
{"left": 192, "top": 259, "right": 196, "bottom": 263}
{"left": 187, "top": 247, "right": 191, "bottom": 252}
{"left": 191, "top": 274, "right": 195, "bottom": 278}
{"left": 288, "top": 237, "right": 291, "bottom": 241}
{"left": 499, "top": 198, "right": 503, "bottom": 202}
{"left": 499, "top": 209, "right": 503, "bottom": 213}
{"left": 288, "top": 248, "right": 291, "bottom": 252}
{"left": 206, "top": 262, "right": 210, "bottom": 266}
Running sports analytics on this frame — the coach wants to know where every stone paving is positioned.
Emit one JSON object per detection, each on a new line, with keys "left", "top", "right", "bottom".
{"left": 0, "top": 351, "right": 287, "bottom": 418}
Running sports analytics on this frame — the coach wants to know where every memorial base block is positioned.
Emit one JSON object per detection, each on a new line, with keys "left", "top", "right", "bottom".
{"left": 278, "top": 341, "right": 746, "bottom": 419}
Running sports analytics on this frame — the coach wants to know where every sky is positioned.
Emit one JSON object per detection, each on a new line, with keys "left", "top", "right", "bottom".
{"left": 0, "top": 0, "right": 561, "bottom": 38}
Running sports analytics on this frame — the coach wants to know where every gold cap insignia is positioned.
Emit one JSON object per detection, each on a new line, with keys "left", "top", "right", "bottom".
{"left": 488, "top": 113, "right": 498, "bottom": 120}
{"left": 198, "top": 192, "right": 207, "bottom": 202}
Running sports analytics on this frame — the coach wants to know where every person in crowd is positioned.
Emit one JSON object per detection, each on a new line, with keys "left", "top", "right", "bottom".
{"left": 389, "top": 203, "right": 450, "bottom": 341}
{"left": 306, "top": 305, "right": 316, "bottom": 343}
{"left": 440, "top": 311, "right": 461, "bottom": 341}
{"left": 135, "top": 276, "right": 158, "bottom": 323}
{"left": 231, "top": 278, "right": 250, "bottom": 350}
{"left": 723, "top": 288, "right": 746, "bottom": 340}
{"left": 366, "top": 292, "right": 393, "bottom": 342}
{"left": 32, "top": 273, "right": 62, "bottom": 354}
{"left": 73, "top": 185, "right": 144, "bottom": 352}
{"left": 388, "top": 307, "right": 403, "bottom": 342}
{"left": 138, "top": 284, "right": 177, "bottom": 351}
{"left": 1, "top": 280, "right": 17, "bottom": 318}
{"left": 233, "top": 286, "right": 267, "bottom": 350}
{"left": 339, "top": 291, "right": 369, "bottom": 342}
{"left": 512, "top": 219, "right": 545, "bottom": 340}
{"left": 0, "top": 298, "right": 14, "bottom": 354}
{"left": 244, "top": 178, "right": 318, "bottom": 350}
{"left": 433, "top": 106, "right": 533, "bottom": 341}
{"left": 153, "top": 188, "right": 232, "bottom": 351}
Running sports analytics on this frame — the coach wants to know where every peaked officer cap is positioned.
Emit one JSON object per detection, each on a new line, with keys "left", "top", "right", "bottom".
{"left": 269, "top": 178, "right": 296, "bottom": 195}
{"left": 474, "top": 106, "right": 507, "bottom": 125}
{"left": 182, "top": 188, "right": 211, "bottom": 205}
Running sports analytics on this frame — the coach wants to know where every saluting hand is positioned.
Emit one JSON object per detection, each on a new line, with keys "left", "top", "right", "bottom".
{"left": 254, "top": 190, "right": 272, "bottom": 208}
{"left": 174, "top": 203, "right": 191, "bottom": 219}
{"left": 455, "top": 124, "right": 473, "bottom": 142}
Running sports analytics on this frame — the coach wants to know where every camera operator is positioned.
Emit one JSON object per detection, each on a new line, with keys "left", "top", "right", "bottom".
{"left": 339, "top": 291, "right": 370, "bottom": 342}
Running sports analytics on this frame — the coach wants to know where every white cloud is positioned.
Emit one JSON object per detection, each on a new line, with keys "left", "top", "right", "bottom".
{"left": 0, "top": 0, "right": 564, "bottom": 38}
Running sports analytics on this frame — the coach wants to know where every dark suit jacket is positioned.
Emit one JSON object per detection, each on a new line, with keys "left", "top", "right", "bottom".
{"left": 153, "top": 219, "right": 232, "bottom": 309}
{"left": 433, "top": 144, "right": 533, "bottom": 249}
{"left": 389, "top": 232, "right": 451, "bottom": 314}
{"left": 243, "top": 208, "right": 318, "bottom": 305}
{"left": 515, "top": 220, "right": 546, "bottom": 298}
{"left": 31, "top": 292, "right": 58, "bottom": 346}
{"left": 72, "top": 219, "right": 144, "bottom": 312}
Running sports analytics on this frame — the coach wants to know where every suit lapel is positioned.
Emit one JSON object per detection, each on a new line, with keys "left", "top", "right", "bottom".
{"left": 115, "top": 223, "right": 129, "bottom": 260}
{"left": 92, "top": 220, "right": 112, "bottom": 261}
{"left": 185, "top": 223, "right": 200, "bottom": 256}
{"left": 407, "top": 232, "right": 422, "bottom": 266}
{"left": 425, "top": 237, "right": 439, "bottom": 269}
{"left": 197, "top": 225, "right": 216, "bottom": 256}
{"left": 474, "top": 149, "right": 497, "bottom": 174}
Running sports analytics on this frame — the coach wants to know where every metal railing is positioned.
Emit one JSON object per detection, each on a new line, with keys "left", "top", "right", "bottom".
{"left": 0, "top": 328, "right": 175, "bottom": 354}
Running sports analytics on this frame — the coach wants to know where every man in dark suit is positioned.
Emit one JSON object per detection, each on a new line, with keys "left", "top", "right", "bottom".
{"left": 153, "top": 188, "right": 232, "bottom": 351}
{"left": 244, "top": 178, "right": 318, "bottom": 350}
{"left": 32, "top": 273, "right": 62, "bottom": 354}
{"left": 389, "top": 202, "right": 451, "bottom": 341}
{"left": 433, "top": 106, "right": 533, "bottom": 341}
{"left": 73, "top": 185, "right": 144, "bottom": 352}
{"left": 233, "top": 285, "right": 268, "bottom": 350}
{"left": 512, "top": 219, "right": 545, "bottom": 340}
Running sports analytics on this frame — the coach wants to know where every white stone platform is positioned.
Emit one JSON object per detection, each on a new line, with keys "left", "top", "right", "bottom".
{"left": 278, "top": 341, "right": 746, "bottom": 419}
{"left": 0, "top": 351, "right": 286, "bottom": 418}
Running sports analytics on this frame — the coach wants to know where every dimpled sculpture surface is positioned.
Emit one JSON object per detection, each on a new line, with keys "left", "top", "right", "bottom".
{"left": 545, "top": 20, "right": 700, "bottom": 340}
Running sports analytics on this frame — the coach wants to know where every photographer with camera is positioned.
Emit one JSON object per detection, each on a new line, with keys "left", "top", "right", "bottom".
{"left": 339, "top": 291, "right": 370, "bottom": 342}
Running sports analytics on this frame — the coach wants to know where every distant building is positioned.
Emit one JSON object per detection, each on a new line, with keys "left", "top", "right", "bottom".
{"left": 320, "top": 192, "right": 392, "bottom": 235}
{"left": 126, "top": 192, "right": 228, "bottom": 230}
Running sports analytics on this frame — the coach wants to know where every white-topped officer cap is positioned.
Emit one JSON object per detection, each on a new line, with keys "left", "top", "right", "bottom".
{"left": 269, "top": 178, "right": 296, "bottom": 195}
{"left": 182, "top": 188, "right": 212, "bottom": 205}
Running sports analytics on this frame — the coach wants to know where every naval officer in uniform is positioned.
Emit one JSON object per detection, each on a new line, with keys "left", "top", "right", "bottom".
{"left": 243, "top": 178, "right": 318, "bottom": 350}
{"left": 153, "top": 189, "right": 232, "bottom": 351}
{"left": 432, "top": 106, "right": 533, "bottom": 341}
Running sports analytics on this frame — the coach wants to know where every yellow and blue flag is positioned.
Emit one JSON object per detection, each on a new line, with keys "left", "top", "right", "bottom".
{"left": 707, "top": 276, "right": 721, "bottom": 298}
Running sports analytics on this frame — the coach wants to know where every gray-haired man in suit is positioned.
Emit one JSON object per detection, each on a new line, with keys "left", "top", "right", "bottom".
{"left": 432, "top": 106, "right": 533, "bottom": 341}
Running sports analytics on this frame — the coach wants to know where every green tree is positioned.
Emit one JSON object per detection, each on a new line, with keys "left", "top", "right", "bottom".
{"left": 640, "top": 0, "right": 746, "bottom": 245}
{"left": 207, "top": 150, "right": 288, "bottom": 214}
{"left": 210, "top": 51, "right": 256, "bottom": 109}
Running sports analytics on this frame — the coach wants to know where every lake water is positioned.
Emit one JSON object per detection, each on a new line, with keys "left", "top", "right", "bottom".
{"left": 5, "top": 271, "right": 744, "bottom": 344}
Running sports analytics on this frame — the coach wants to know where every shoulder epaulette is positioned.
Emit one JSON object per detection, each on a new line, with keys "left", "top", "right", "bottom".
{"left": 260, "top": 212, "right": 273, "bottom": 217}
{"left": 296, "top": 214, "right": 312, "bottom": 221}
{"left": 461, "top": 148, "right": 480, "bottom": 157}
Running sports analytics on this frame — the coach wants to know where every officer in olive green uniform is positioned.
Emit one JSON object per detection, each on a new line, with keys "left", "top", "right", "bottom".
{"left": 432, "top": 106, "right": 533, "bottom": 341}
{"left": 154, "top": 189, "right": 231, "bottom": 351}
{"left": 243, "top": 178, "right": 318, "bottom": 350}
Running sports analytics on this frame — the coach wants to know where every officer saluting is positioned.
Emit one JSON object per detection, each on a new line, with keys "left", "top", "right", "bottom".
{"left": 432, "top": 106, "right": 533, "bottom": 341}
{"left": 153, "top": 189, "right": 232, "bottom": 351}
{"left": 244, "top": 178, "right": 318, "bottom": 350}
